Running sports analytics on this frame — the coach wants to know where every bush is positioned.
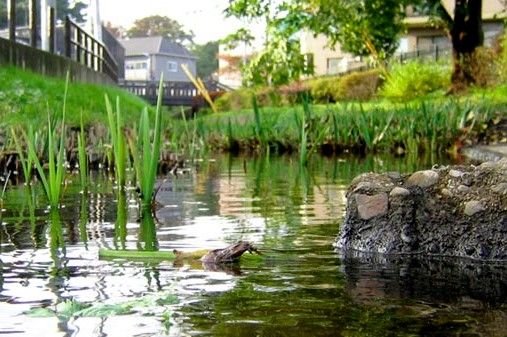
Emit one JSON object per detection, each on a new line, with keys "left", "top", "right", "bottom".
{"left": 381, "top": 60, "right": 450, "bottom": 100}
{"left": 471, "top": 46, "right": 498, "bottom": 87}
{"left": 214, "top": 88, "right": 255, "bottom": 112}
{"left": 334, "top": 69, "right": 383, "bottom": 101}
{"left": 307, "top": 77, "right": 340, "bottom": 103}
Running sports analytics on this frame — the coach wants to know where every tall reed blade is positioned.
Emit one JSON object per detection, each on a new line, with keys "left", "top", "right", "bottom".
{"left": 77, "top": 112, "right": 88, "bottom": 190}
{"left": 105, "top": 95, "right": 127, "bottom": 188}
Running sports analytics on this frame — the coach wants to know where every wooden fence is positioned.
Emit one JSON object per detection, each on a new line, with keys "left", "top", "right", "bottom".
{"left": 64, "top": 17, "right": 119, "bottom": 82}
{"left": 0, "top": 36, "right": 116, "bottom": 85}
{"left": 1, "top": 0, "right": 119, "bottom": 84}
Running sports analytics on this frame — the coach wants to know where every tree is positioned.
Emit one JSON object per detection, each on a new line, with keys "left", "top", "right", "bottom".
{"left": 0, "top": 0, "right": 87, "bottom": 28}
{"left": 104, "top": 21, "right": 127, "bottom": 39}
{"left": 127, "top": 15, "right": 194, "bottom": 44}
{"left": 191, "top": 41, "right": 219, "bottom": 80}
{"left": 56, "top": 0, "right": 88, "bottom": 23}
{"left": 227, "top": 0, "right": 487, "bottom": 90}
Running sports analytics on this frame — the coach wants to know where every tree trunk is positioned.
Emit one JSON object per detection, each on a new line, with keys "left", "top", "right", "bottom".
{"left": 449, "top": 0, "right": 483, "bottom": 92}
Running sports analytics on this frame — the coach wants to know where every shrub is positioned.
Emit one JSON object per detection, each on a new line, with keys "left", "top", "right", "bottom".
{"left": 334, "top": 69, "right": 383, "bottom": 101}
{"left": 307, "top": 77, "right": 340, "bottom": 103}
{"left": 381, "top": 60, "right": 451, "bottom": 100}
{"left": 278, "top": 81, "right": 310, "bottom": 104}
{"left": 214, "top": 88, "right": 255, "bottom": 112}
{"left": 471, "top": 46, "right": 498, "bottom": 87}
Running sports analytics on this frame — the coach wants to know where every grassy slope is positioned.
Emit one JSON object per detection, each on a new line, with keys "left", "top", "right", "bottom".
{"left": 0, "top": 66, "right": 151, "bottom": 128}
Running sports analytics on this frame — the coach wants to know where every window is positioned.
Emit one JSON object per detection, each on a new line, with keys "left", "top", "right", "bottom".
{"left": 168, "top": 61, "right": 178, "bottom": 72}
{"left": 327, "top": 58, "right": 342, "bottom": 75}
{"left": 126, "top": 61, "right": 148, "bottom": 70}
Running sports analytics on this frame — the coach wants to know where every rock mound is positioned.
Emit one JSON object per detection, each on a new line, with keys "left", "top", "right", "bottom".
{"left": 336, "top": 159, "right": 507, "bottom": 260}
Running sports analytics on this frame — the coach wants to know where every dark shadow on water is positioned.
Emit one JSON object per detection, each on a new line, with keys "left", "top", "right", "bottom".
{"left": 341, "top": 251, "right": 507, "bottom": 307}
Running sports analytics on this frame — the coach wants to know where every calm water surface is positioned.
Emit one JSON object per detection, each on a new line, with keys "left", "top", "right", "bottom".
{"left": 1, "top": 155, "right": 506, "bottom": 337}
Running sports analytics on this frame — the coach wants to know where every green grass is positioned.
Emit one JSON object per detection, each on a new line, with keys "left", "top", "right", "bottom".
{"left": 170, "top": 84, "right": 507, "bottom": 155}
{"left": 0, "top": 66, "right": 150, "bottom": 128}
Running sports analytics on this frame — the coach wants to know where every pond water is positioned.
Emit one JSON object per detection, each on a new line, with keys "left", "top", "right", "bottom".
{"left": 1, "top": 154, "right": 506, "bottom": 337}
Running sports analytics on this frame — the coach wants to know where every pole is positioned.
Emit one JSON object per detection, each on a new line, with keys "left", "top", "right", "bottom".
{"left": 8, "top": 0, "right": 16, "bottom": 41}
{"left": 49, "top": 6, "right": 55, "bottom": 53}
{"left": 30, "top": 0, "right": 37, "bottom": 48}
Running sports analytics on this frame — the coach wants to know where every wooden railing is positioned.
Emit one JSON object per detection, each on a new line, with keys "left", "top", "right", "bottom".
{"left": 64, "top": 17, "right": 118, "bottom": 82}
{"left": 119, "top": 80, "right": 226, "bottom": 107}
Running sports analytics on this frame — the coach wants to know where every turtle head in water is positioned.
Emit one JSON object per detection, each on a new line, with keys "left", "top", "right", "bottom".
{"left": 201, "top": 241, "right": 260, "bottom": 264}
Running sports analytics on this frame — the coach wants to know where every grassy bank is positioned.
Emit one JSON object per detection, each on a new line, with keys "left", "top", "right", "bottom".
{"left": 0, "top": 66, "right": 151, "bottom": 127}
{"left": 176, "top": 85, "right": 507, "bottom": 156}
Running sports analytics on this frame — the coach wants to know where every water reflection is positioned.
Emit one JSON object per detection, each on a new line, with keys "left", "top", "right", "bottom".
{"left": 0, "top": 154, "right": 506, "bottom": 337}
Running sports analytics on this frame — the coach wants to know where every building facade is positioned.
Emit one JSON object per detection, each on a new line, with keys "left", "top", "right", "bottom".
{"left": 121, "top": 36, "right": 197, "bottom": 82}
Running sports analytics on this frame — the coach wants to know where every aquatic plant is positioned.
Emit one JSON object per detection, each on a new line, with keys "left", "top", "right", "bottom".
{"left": 129, "top": 77, "right": 164, "bottom": 208}
{"left": 24, "top": 74, "right": 70, "bottom": 208}
{"left": 77, "top": 112, "right": 88, "bottom": 189}
{"left": 11, "top": 125, "right": 35, "bottom": 182}
{"left": 106, "top": 96, "right": 127, "bottom": 188}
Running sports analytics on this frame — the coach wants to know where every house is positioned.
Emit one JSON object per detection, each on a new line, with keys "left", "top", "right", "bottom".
{"left": 121, "top": 36, "right": 197, "bottom": 82}
{"left": 301, "top": 1, "right": 506, "bottom": 76}
{"left": 402, "top": 0, "right": 505, "bottom": 53}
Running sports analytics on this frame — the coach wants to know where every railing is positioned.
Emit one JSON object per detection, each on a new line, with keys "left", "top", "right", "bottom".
{"left": 326, "top": 45, "right": 452, "bottom": 76}
{"left": 119, "top": 80, "right": 227, "bottom": 107}
{"left": 64, "top": 17, "right": 118, "bottom": 82}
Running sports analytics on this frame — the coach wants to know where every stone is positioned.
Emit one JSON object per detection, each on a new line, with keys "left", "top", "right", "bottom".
{"left": 355, "top": 193, "right": 388, "bottom": 220}
{"left": 464, "top": 201, "right": 486, "bottom": 216}
{"left": 492, "top": 183, "right": 507, "bottom": 195}
{"left": 389, "top": 187, "right": 410, "bottom": 197}
{"left": 406, "top": 170, "right": 439, "bottom": 188}
{"left": 338, "top": 159, "right": 507, "bottom": 261}
{"left": 457, "top": 185, "right": 471, "bottom": 193}
{"left": 449, "top": 169, "right": 464, "bottom": 178}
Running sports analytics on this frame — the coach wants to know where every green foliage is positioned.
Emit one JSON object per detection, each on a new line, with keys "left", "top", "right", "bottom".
{"left": 214, "top": 88, "right": 256, "bottom": 112}
{"left": 381, "top": 60, "right": 451, "bottom": 100}
{"left": 56, "top": 0, "right": 88, "bottom": 22}
{"left": 307, "top": 0, "right": 410, "bottom": 61}
{"left": 242, "top": 32, "right": 311, "bottom": 86}
{"left": 127, "top": 15, "right": 194, "bottom": 43}
{"left": 307, "top": 77, "right": 340, "bottom": 103}
{"left": 335, "top": 69, "right": 383, "bottom": 101}
{"left": 129, "top": 79, "right": 164, "bottom": 208}
{"left": 77, "top": 113, "right": 87, "bottom": 189}
{"left": 105, "top": 96, "right": 127, "bottom": 188}
{"left": 25, "top": 293, "right": 178, "bottom": 319}
{"left": 191, "top": 41, "right": 219, "bottom": 79}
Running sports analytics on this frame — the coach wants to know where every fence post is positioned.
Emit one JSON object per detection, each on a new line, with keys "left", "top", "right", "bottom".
{"left": 8, "top": 0, "right": 16, "bottom": 41}
{"left": 49, "top": 6, "right": 55, "bottom": 53}
{"left": 65, "top": 16, "right": 71, "bottom": 58}
{"left": 29, "top": 0, "right": 37, "bottom": 48}
{"left": 434, "top": 45, "right": 439, "bottom": 61}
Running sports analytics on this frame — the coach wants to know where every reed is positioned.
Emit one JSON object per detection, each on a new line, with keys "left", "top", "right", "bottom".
{"left": 25, "top": 73, "right": 70, "bottom": 208}
{"left": 77, "top": 112, "right": 88, "bottom": 189}
{"left": 11, "top": 125, "right": 34, "bottom": 183}
{"left": 106, "top": 96, "right": 127, "bottom": 188}
{"left": 129, "top": 77, "right": 164, "bottom": 208}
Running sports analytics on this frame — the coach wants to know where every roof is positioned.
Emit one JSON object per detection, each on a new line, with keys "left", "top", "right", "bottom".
{"left": 120, "top": 36, "right": 196, "bottom": 59}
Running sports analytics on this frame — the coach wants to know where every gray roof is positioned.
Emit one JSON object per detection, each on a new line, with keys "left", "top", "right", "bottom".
{"left": 120, "top": 36, "right": 196, "bottom": 59}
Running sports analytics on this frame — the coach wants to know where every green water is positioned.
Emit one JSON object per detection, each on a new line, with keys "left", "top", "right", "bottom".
{"left": 0, "top": 154, "right": 506, "bottom": 337}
